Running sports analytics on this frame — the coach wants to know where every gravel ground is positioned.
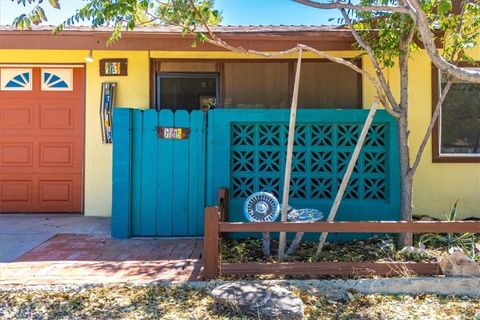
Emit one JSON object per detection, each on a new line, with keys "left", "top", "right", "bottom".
{"left": 1, "top": 284, "right": 479, "bottom": 319}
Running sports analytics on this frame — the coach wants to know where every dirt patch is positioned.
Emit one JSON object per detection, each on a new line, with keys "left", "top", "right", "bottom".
{"left": 220, "top": 236, "right": 441, "bottom": 264}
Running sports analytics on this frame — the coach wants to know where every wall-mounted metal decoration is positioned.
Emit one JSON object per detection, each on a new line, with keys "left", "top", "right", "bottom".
{"left": 157, "top": 127, "right": 190, "bottom": 140}
{"left": 100, "top": 82, "right": 117, "bottom": 144}
{"left": 99, "top": 59, "right": 127, "bottom": 76}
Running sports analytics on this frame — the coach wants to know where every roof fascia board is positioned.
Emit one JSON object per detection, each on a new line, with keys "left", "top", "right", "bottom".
{"left": 0, "top": 30, "right": 357, "bottom": 51}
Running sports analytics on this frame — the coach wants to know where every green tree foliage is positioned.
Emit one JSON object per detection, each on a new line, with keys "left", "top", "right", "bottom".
{"left": 11, "top": 0, "right": 479, "bottom": 63}
{"left": 343, "top": 0, "right": 480, "bottom": 68}
{"left": 11, "top": 0, "right": 221, "bottom": 45}
{"left": 346, "top": 1, "right": 417, "bottom": 68}
{"left": 12, "top": 0, "right": 60, "bottom": 29}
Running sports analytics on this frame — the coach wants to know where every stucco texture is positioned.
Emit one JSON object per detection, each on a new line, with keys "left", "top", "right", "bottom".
{"left": 0, "top": 49, "right": 478, "bottom": 219}
{"left": 363, "top": 50, "right": 480, "bottom": 219}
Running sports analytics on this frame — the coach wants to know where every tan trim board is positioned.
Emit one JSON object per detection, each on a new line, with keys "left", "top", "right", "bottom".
{"left": 0, "top": 64, "right": 85, "bottom": 68}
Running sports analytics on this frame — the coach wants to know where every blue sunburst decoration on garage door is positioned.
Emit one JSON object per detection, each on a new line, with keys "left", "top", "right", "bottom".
{"left": 41, "top": 69, "right": 73, "bottom": 91}
{"left": 0, "top": 69, "right": 32, "bottom": 91}
{"left": 44, "top": 72, "right": 68, "bottom": 88}
{"left": 6, "top": 73, "right": 30, "bottom": 88}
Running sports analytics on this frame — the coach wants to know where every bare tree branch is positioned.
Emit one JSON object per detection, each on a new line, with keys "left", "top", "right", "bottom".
{"left": 296, "top": 44, "right": 400, "bottom": 118}
{"left": 297, "top": 0, "right": 480, "bottom": 83}
{"left": 340, "top": 9, "right": 401, "bottom": 113}
{"left": 410, "top": 80, "right": 452, "bottom": 175}
{"left": 410, "top": 0, "right": 468, "bottom": 175}
{"left": 399, "top": 27, "right": 416, "bottom": 113}
{"left": 445, "top": 0, "right": 468, "bottom": 62}
{"left": 292, "top": 0, "right": 410, "bottom": 14}
{"left": 188, "top": 0, "right": 401, "bottom": 118}
{"left": 204, "top": 36, "right": 401, "bottom": 118}
{"left": 405, "top": 0, "right": 480, "bottom": 83}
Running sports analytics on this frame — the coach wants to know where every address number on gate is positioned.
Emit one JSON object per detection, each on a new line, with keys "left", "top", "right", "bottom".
{"left": 156, "top": 126, "right": 190, "bottom": 139}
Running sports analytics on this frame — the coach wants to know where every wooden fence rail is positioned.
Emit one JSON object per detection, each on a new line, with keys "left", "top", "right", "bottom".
{"left": 203, "top": 189, "right": 480, "bottom": 279}
{"left": 218, "top": 221, "right": 480, "bottom": 233}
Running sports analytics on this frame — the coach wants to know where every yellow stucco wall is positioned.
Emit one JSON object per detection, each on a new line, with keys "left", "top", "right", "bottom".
{"left": 362, "top": 50, "right": 480, "bottom": 219}
{"left": 409, "top": 50, "right": 479, "bottom": 219}
{"left": 83, "top": 51, "right": 150, "bottom": 216}
{"left": 0, "top": 49, "right": 478, "bottom": 219}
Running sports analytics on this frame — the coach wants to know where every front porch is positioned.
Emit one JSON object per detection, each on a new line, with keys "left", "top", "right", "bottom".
{"left": 0, "top": 214, "right": 109, "bottom": 262}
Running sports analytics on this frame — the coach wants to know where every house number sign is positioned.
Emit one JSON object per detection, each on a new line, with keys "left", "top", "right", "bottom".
{"left": 99, "top": 59, "right": 128, "bottom": 76}
{"left": 157, "top": 127, "right": 190, "bottom": 139}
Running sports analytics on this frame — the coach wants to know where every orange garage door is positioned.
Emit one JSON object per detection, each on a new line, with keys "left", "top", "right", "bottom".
{"left": 0, "top": 66, "right": 84, "bottom": 213}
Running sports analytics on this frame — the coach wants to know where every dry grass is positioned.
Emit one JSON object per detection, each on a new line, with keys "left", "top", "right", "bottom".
{"left": 0, "top": 284, "right": 479, "bottom": 320}
{"left": 302, "top": 291, "right": 480, "bottom": 320}
{"left": 0, "top": 285, "right": 230, "bottom": 320}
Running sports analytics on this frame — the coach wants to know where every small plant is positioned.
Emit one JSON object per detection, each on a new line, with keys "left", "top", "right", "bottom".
{"left": 418, "top": 201, "right": 479, "bottom": 261}
{"left": 227, "top": 240, "right": 247, "bottom": 263}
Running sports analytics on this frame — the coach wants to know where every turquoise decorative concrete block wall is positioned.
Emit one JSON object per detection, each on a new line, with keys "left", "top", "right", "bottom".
{"left": 206, "top": 109, "right": 400, "bottom": 241}
{"left": 113, "top": 108, "right": 400, "bottom": 240}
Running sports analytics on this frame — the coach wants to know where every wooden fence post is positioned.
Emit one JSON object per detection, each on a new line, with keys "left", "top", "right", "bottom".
{"left": 203, "top": 206, "right": 220, "bottom": 279}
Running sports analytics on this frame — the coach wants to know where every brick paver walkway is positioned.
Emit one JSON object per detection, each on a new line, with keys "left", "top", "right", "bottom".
{"left": 0, "top": 234, "right": 204, "bottom": 286}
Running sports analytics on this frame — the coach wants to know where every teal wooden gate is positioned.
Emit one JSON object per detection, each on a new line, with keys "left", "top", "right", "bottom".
{"left": 206, "top": 109, "right": 400, "bottom": 241}
{"left": 112, "top": 109, "right": 206, "bottom": 238}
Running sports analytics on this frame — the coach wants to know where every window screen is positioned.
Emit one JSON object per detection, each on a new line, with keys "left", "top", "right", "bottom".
{"left": 223, "top": 62, "right": 289, "bottom": 108}
{"left": 298, "top": 62, "right": 360, "bottom": 109}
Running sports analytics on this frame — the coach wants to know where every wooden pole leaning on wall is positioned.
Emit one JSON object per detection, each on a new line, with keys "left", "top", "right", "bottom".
{"left": 316, "top": 102, "right": 380, "bottom": 256}
{"left": 278, "top": 47, "right": 303, "bottom": 262}
{"left": 203, "top": 207, "right": 220, "bottom": 279}
{"left": 218, "top": 188, "right": 229, "bottom": 223}
{"left": 218, "top": 188, "right": 229, "bottom": 239}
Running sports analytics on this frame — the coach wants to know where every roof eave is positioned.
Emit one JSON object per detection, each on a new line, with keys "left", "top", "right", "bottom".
{"left": 0, "top": 28, "right": 357, "bottom": 51}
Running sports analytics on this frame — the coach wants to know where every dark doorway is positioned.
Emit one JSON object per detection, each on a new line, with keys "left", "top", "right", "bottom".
{"left": 155, "top": 73, "right": 219, "bottom": 111}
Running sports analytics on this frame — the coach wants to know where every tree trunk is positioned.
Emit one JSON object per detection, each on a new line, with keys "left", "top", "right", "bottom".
{"left": 398, "top": 115, "right": 413, "bottom": 246}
